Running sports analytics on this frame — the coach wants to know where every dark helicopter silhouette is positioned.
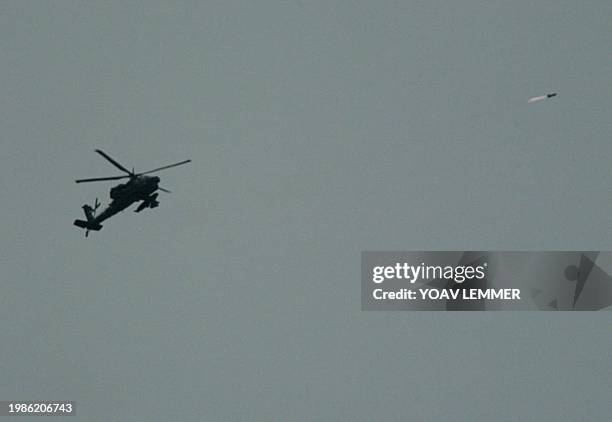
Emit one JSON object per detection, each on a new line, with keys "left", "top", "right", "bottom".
{"left": 74, "top": 149, "right": 191, "bottom": 236}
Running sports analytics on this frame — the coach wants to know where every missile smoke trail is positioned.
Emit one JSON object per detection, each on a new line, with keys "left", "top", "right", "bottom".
{"left": 528, "top": 93, "right": 557, "bottom": 103}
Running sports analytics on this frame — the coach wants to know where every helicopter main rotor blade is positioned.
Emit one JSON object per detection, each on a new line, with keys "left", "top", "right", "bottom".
{"left": 75, "top": 175, "right": 131, "bottom": 183}
{"left": 95, "top": 149, "right": 133, "bottom": 175}
{"left": 139, "top": 159, "right": 192, "bottom": 175}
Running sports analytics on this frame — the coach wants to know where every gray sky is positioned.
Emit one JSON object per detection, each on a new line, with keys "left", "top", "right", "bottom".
{"left": 1, "top": 1, "right": 610, "bottom": 420}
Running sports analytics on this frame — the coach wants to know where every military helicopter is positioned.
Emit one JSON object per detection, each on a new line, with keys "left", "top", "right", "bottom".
{"left": 74, "top": 149, "right": 191, "bottom": 236}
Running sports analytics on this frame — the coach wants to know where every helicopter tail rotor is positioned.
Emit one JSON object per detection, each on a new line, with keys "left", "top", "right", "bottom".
{"left": 86, "top": 198, "right": 100, "bottom": 237}
{"left": 74, "top": 198, "right": 103, "bottom": 237}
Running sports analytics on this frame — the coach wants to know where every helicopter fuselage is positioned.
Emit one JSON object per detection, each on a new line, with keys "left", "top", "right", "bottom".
{"left": 95, "top": 176, "right": 160, "bottom": 222}
{"left": 110, "top": 175, "right": 159, "bottom": 201}
{"left": 75, "top": 175, "right": 161, "bottom": 234}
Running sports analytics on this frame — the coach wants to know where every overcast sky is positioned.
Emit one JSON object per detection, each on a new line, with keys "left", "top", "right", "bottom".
{"left": 1, "top": 1, "right": 610, "bottom": 420}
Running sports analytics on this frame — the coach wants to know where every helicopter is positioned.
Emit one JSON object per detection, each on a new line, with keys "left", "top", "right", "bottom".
{"left": 74, "top": 149, "right": 191, "bottom": 236}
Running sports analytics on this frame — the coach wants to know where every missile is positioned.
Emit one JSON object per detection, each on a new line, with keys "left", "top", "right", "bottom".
{"left": 528, "top": 93, "right": 557, "bottom": 103}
